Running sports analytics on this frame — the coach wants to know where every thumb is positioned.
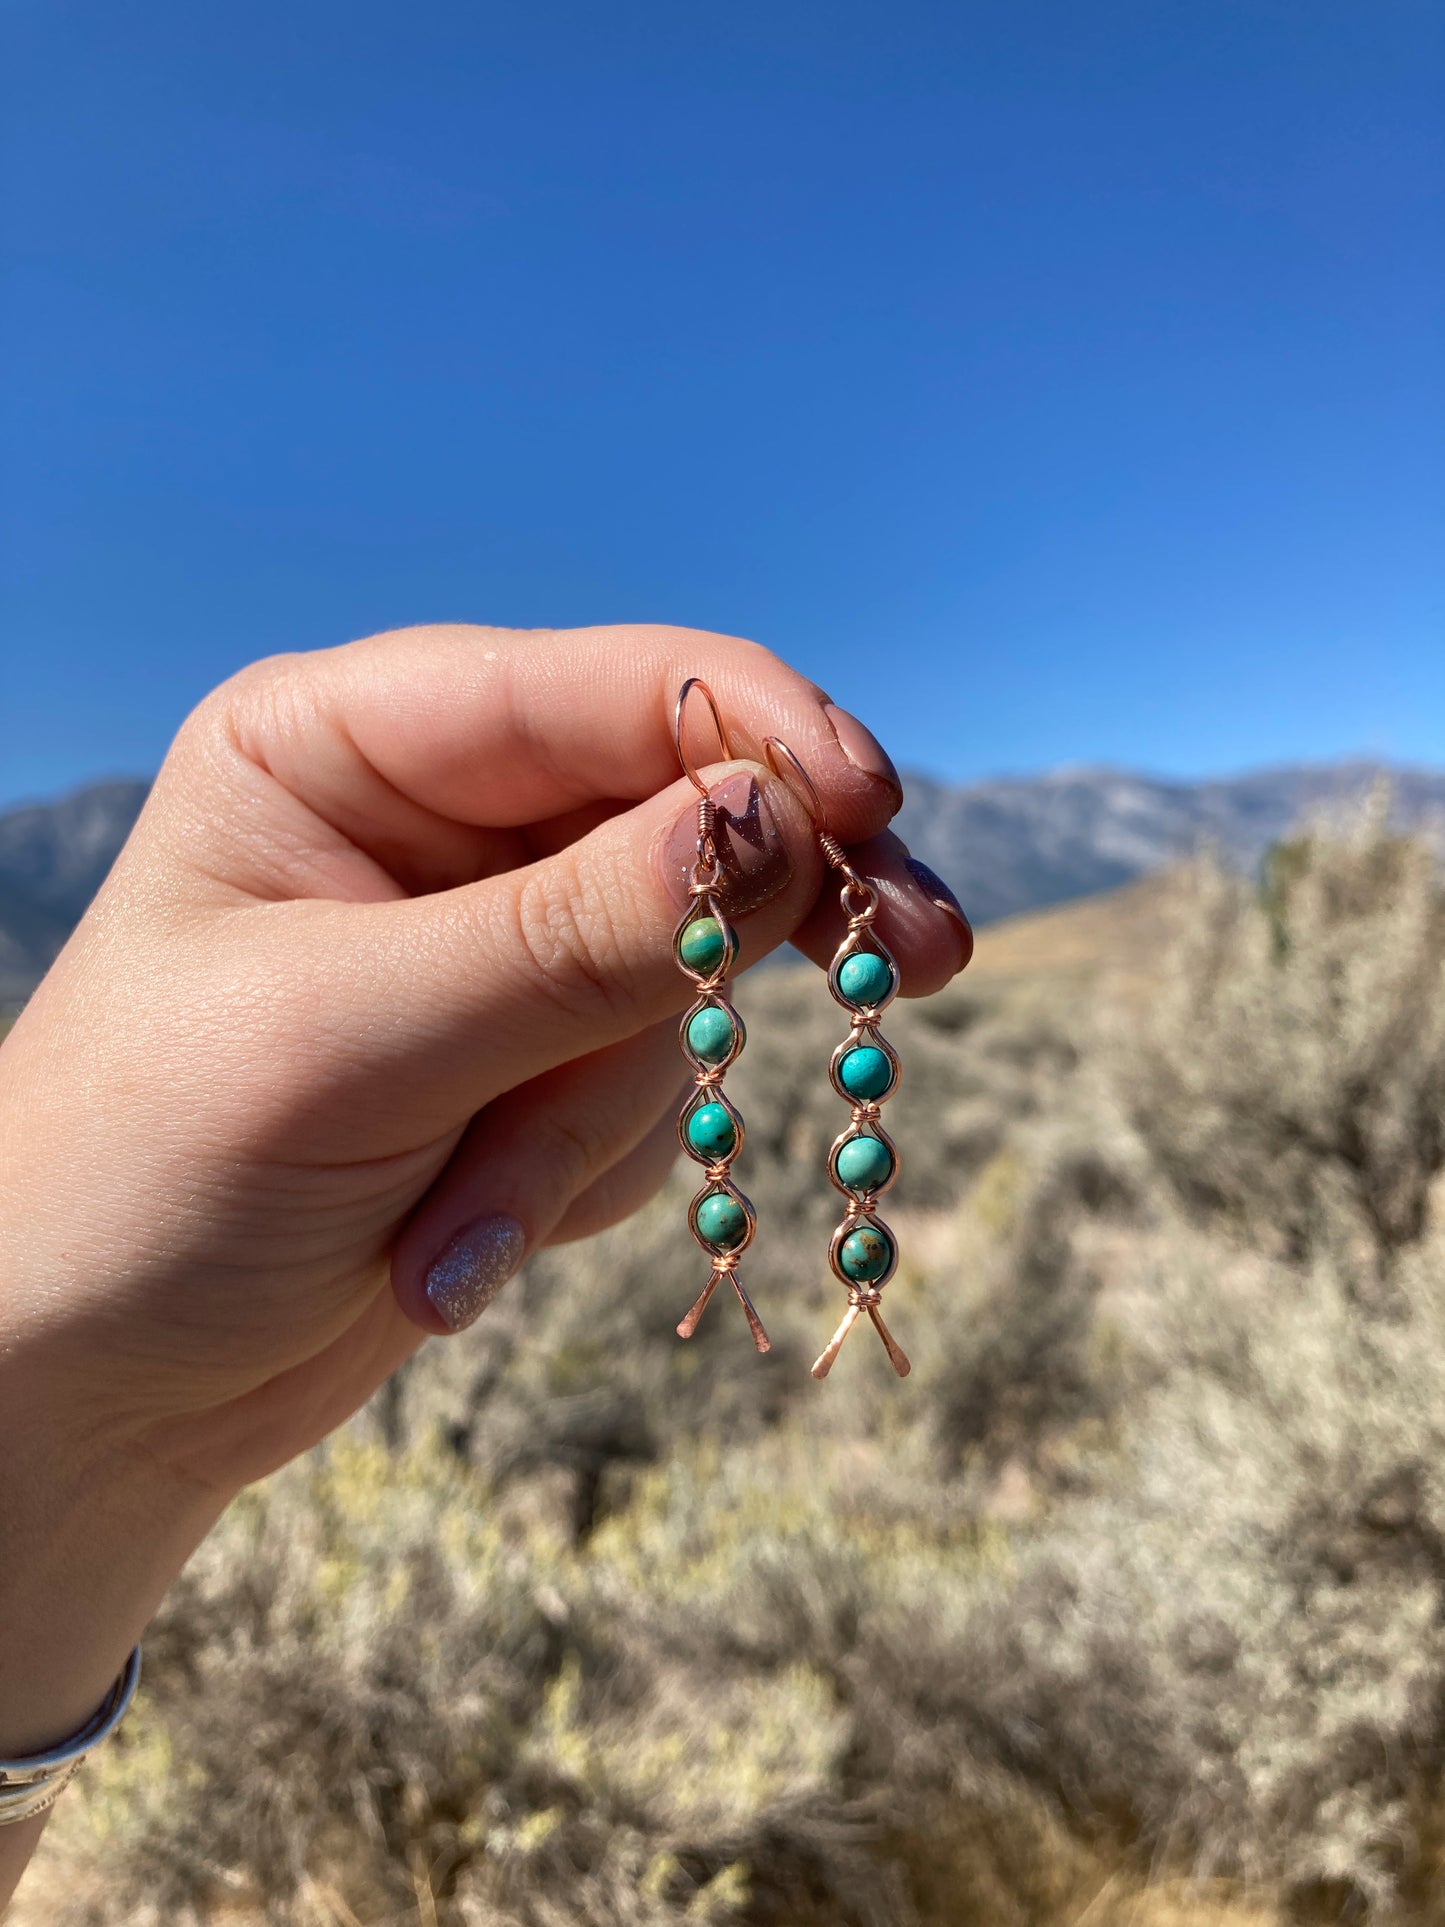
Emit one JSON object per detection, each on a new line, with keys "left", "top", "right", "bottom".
{"left": 289, "top": 762, "right": 823, "bottom": 1156}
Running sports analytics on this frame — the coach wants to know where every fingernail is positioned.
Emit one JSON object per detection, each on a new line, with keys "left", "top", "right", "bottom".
{"left": 662, "top": 770, "right": 794, "bottom": 918}
{"left": 905, "top": 857, "right": 975, "bottom": 966}
{"left": 824, "top": 703, "right": 902, "bottom": 807}
{"left": 424, "top": 1213, "right": 527, "bottom": 1331}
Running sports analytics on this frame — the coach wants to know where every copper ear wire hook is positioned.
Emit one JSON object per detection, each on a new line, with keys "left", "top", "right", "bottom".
{"left": 675, "top": 678, "right": 734, "bottom": 796}
{"left": 763, "top": 736, "right": 874, "bottom": 911}
{"left": 676, "top": 678, "right": 736, "bottom": 889}
{"left": 762, "top": 735, "right": 829, "bottom": 834}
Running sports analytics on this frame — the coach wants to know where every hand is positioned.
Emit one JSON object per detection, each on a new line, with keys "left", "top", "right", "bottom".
{"left": 0, "top": 623, "right": 970, "bottom": 1890}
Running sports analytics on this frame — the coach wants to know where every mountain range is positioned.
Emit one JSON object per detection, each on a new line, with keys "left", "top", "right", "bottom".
{"left": 1, "top": 762, "right": 1442, "bottom": 1006}
{"left": 893, "top": 761, "right": 1445, "bottom": 928}
{"left": 0, "top": 780, "right": 151, "bottom": 1006}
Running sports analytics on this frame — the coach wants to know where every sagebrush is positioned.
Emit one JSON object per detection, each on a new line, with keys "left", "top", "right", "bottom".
{"left": 20, "top": 804, "right": 1445, "bottom": 1926}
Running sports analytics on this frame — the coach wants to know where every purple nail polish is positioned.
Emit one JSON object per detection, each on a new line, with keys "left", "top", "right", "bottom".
{"left": 662, "top": 770, "right": 794, "bottom": 918}
{"left": 824, "top": 704, "right": 903, "bottom": 806}
{"left": 424, "top": 1214, "right": 527, "bottom": 1331}
{"left": 905, "top": 858, "right": 974, "bottom": 960}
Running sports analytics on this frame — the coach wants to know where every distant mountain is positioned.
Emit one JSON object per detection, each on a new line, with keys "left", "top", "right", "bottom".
{"left": 895, "top": 761, "right": 1445, "bottom": 927}
{"left": 0, "top": 780, "right": 148, "bottom": 1003}
{"left": 1, "top": 762, "right": 1442, "bottom": 1007}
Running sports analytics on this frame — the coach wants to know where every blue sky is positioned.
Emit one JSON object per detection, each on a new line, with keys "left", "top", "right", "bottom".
{"left": 2, "top": 0, "right": 1441, "bottom": 807}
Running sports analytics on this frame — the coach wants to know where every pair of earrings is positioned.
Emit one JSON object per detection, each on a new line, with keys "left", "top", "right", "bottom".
{"left": 671, "top": 679, "right": 910, "bottom": 1382}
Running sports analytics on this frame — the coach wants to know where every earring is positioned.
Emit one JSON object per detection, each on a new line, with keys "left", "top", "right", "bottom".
{"left": 763, "top": 737, "right": 911, "bottom": 1382}
{"left": 671, "top": 679, "right": 770, "bottom": 1354}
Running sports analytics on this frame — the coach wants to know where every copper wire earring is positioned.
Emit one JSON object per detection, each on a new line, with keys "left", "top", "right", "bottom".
{"left": 763, "top": 737, "right": 911, "bottom": 1381}
{"left": 671, "top": 680, "right": 770, "bottom": 1354}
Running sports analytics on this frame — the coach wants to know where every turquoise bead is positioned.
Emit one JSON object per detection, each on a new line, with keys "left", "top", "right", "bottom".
{"left": 835, "top": 1133, "right": 894, "bottom": 1192}
{"left": 837, "top": 951, "right": 894, "bottom": 1009}
{"left": 679, "top": 916, "right": 730, "bottom": 975}
{"left": 839, "top": 1224, "right": 892, "bottom": 1283}
{"left": 838, "top": 1044, "right": 894, "bottom": 1101}
{"left": 686, "top": 1005, "right": 737, "bottom": 1065}
{"left": 686, "top": 1101, "right": 737, "bottom": 1160}
{"left": 695, "top": 1190, "right": 748, "bottom": 1252}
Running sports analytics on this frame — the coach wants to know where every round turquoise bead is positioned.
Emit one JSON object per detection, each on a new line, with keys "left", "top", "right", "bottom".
{"left": 686, "top": 1005, "right": 737, "bottom": 1065}
{"left": 678, "top": 915, "right": 729, "bottom": 975}
{"left": 839, "top": 1224, "right": 892, "bottom": 1283}
{"left": 695, "top": 1190, "right": 748, "bottom": 1252}
{"left": 835, "top": 1133, "right": 894, "bottom": 1192}
{"left": 837, "top": 951, "right": 894, "bottom": 1009}
{"left": 838, "top": 1044, "right": 894, "bottom": 1101}
{"left": 685, "top": 1101, "right": 737, "bottom": 1161}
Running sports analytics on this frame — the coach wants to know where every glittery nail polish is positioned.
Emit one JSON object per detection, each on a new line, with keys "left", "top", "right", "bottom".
{"left": 661, "top": 770, "right": 793, "bottom": 918}
{"left": 424, "top": 1214, "right": 527, "bottom": 1331}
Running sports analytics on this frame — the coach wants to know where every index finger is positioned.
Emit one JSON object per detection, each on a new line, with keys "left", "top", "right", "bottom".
{"left": 211, "top": 623, "right": 903, "bottom": 861}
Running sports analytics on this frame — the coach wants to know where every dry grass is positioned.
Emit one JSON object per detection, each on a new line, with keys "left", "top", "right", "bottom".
{"left": 17, "top": 799, "right": 1445, "bottom": 1925}
{"left": 964, "top": 873, "right": 1175, "bottom": 996}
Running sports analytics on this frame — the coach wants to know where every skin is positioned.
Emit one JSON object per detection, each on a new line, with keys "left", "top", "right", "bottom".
{"left": 0, "top": 624, "right": 971, "bottom": 1901}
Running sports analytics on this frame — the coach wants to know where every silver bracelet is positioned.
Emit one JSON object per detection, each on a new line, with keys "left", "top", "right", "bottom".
{"left": 0, "top": 1646, "right": 141, "bottom": 1825}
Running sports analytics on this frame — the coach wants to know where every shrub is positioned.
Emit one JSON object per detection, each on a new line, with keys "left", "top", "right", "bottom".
{"left": 24, "top": 815, "right": 1445, "bottom": 1924}
{"left": 1121, "top": 801, "right": 1445, "bottom": 1275}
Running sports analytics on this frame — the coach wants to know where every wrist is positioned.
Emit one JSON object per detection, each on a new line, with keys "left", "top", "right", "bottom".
{"left": 0, "top": 1646, "right": 140, "bottom": 1827}
{"left": 0, "top": 1352, "right": 225, "bottom": 1760}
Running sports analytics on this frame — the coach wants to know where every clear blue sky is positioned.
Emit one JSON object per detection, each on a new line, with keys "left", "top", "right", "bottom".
{"left": 2, "top": 0, "right": 1441, "bottom": 806}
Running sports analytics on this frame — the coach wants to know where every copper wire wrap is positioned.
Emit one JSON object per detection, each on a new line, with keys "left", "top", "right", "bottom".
{"left": 762, "top": 735, "right": 910, "bottom": 1381}
{"left": 672, "top": 682, "right": 769, "bottom": 1353}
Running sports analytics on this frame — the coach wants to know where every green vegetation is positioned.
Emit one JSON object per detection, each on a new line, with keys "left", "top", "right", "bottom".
{"left": 21, "top": 803, "right": 1445, "bottom": 1925}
